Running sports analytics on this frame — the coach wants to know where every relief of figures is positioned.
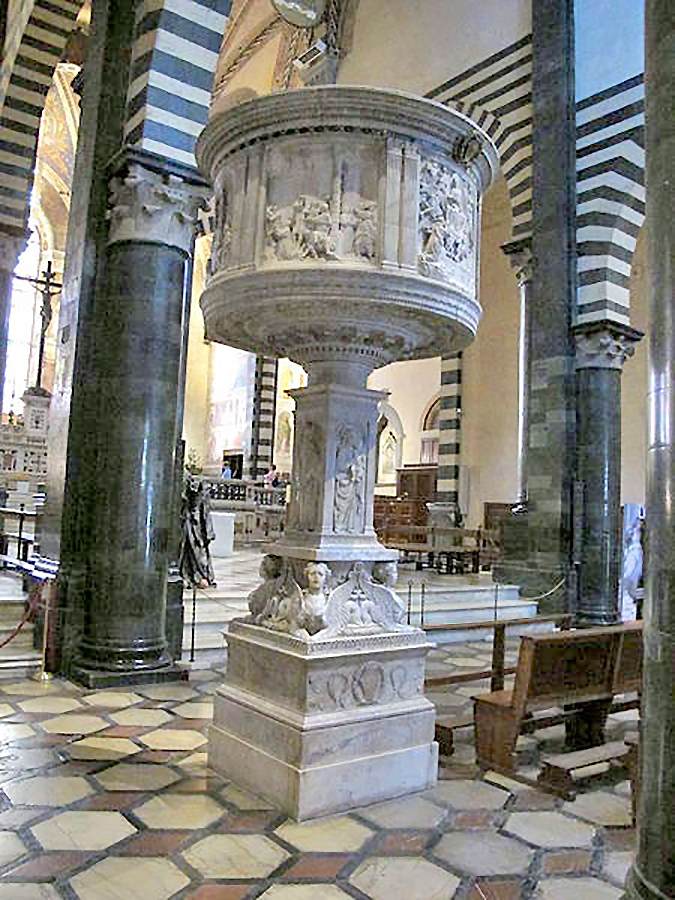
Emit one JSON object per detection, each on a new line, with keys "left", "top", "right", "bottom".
{"left": 289, "top": 420, "right": 323, "bottom": 532}
{"left": 208, "top": 192, "right": 232, "bottom": 276}
{"left": 333, "top": 423, "right": 368, "bottom": 534}
{"left": 418, "top": 160, "right": 475, "bottom": 282}
{"left": 266, "top": 193, "right": 378, "bottom": 263}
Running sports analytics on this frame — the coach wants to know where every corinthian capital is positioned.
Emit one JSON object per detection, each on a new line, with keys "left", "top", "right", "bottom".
{"left": 501, "top": 237, "right": 532, "bottom": 288}
{"left": 107, "top": 163, "right": 209, "bottom": 254}
{"left": 573, "top": 320, "right": 644, "bottom": 370}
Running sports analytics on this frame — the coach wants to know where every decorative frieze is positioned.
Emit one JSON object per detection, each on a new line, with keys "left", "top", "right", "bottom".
{"left": 107, "top": 163, "right": 208, "bottom": 254}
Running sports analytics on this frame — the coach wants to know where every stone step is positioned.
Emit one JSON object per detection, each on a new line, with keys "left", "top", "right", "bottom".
{"left": 0, "top": 651, "right": 42, "bottom": 680}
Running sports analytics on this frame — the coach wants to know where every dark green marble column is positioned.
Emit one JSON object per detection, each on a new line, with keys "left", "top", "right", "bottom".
{"left": 0, "top": 231, "right": 26, "bottom": 410}
{"left": 573, "top": 322, "right": 642, "bottom": 626}
{"left": 70, "top": 161, "right": 205, "bottom": 687}
{"left": 494, "top": 0, "right": 577, "bottom": 609}
{"left": 625, "top": 0, "right": 674, "bottom": 895}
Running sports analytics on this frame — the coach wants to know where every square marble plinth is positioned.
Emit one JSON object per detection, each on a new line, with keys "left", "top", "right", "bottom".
{"left": 208, "top": 621, "right": 438, "bottom": 820}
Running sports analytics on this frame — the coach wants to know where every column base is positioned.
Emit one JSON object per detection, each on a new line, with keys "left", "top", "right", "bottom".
{"left": 623, "top": 864, "right": 672, "bottom": 900}
{"left": 69, "top": 661, "right": 184, "bottom": 689}
{"left": 209, "top": 620, "right": 438, "bottom": 820}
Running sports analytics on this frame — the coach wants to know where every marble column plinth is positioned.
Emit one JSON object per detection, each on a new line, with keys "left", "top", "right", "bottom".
{"left": 70, "top": 241, "right": 187, "bottom": 687}
{"left": 574, "top": 323, "right": 642, "bottom": 626}
{"left": 209, "top": 621, "right": 438, "bottom": 820}
{"left": 625, "top": 0, "right": 674, "bottom": 895}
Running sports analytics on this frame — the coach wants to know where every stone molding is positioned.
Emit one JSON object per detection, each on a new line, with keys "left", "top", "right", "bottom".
{"left": 501, "top": 237, "right": 533, "bottom": 287}
{"left": 107, "top": 163, "right": 209, "bottom": 254}
{"left": 0, "top": 231, "right": 28, "bottom": 271}
{"left": 573, "top": 321, "right": 644, "bottom": 370}
{"left": 197, "top": 85, "right": 499, "bottom": 190}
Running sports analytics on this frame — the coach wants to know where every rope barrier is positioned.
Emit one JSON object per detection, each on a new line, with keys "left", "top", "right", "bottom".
{"left": 522, "top": 576, "right": 567, "bottom": 603}
{"left": 0, "top": 584, "right": 42, "bottom": 649}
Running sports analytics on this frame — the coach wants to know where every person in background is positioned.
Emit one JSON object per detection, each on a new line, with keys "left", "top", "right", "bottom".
{"left": 221, "top": 460, "right": 232, "bottom": 480}
{"left": 264, "top": 464, "right": 280, "bottom": 487}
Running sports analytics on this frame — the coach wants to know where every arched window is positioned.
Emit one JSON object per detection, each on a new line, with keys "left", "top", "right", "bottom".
{"left": 3, "top": 229, "right": 42, "bottom": 415}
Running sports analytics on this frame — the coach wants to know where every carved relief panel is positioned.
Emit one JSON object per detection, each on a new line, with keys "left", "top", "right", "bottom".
{"left": 418, "top": 158, "right": 477, "bottom": 293}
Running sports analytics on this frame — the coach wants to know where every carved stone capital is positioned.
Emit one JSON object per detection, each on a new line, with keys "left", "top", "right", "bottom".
{"left": 0, "top": 230, "right": 29, "bottom": 272}
{"left": 501, "top": 237, "right": 532, "bottom": 288}
{"left": 107, "top": 163, "right": 209, "bottom": 254}
{"left": 573, "top": 321, "right": 644, "bottom": 370}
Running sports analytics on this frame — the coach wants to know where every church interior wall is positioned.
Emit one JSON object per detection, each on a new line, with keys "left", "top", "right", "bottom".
{"left": 338, "top": 0, "right": 531, "bottom": 96}
{"left": 182, "top": 236, "right": 212, "bottom": 467}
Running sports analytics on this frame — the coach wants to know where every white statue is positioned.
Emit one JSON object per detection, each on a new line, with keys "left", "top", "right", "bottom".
{"left": 621, "top": 510, "right": 643, "bottom": 620}
{"left": 334, "top": 455, "right": 366, "bottom": 533}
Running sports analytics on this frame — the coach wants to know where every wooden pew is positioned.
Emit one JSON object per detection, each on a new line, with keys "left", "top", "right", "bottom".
{"left": 473, "top": 622, "right": 643, "bottom": 774}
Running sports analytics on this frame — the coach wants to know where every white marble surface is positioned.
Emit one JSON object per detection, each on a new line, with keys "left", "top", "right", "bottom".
{"left": 211, "top": 511, "right": 235, "bottom": 558}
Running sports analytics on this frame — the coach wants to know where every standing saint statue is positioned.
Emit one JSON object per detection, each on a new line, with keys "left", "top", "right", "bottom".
{"left": 179, "top": 477, "right": 216, "bottom": 588}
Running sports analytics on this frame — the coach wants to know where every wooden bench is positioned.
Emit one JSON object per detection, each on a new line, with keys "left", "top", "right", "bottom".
{"left": 474, "top": 622, "right": 643, "bottom": 774}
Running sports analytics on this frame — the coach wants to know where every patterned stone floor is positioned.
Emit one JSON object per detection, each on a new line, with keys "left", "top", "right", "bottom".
{"left": 0, "top": 633, "right": 638, "bottom": 899}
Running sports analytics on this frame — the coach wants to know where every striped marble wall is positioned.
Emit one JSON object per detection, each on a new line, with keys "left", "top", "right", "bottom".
{"left": 248, "top": 354, "right": 278, "bottom": 479}
{"left": 436, "top": 353, "right": 462, "bottom": 506}
{"left": 124, "top": 0, "right": 231, "bottom": 170}
{"left": 428, "top": 34, "right": 533, "bottom": 241}
{"left": 0, "top": 0, "right": 80, "bottom": 233}
{"left": 575, "top": 75, "right": 645, "bottom": 326}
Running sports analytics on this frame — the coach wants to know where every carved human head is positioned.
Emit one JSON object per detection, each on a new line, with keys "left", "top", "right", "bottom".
{"left": 373, "top": 560, "right": 398, "bottom": 588}
{"left": 305, "top": 561, "right": 330, "bottom": 593}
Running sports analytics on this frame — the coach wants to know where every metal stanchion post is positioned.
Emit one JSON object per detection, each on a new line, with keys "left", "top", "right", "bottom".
{"left": 407, "top": 580, "right": 413, "bottom": 625}
{"left": 33, "top": 583, "right": 53, "bottom": 683}
{"left": 190, "top": 586, "right": 197, "bottom": 663}
{"left": 420, "top": 581, "right": 426, "bottom": 627}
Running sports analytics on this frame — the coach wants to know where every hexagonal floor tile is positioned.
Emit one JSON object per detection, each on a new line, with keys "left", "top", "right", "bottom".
{"left": 137, "top": 684, "right": 197, "bottom": 701}
{"left": 94, "top": 763, "right": 180, "bottom": 792}
{"left": 32, "top": 810, "right": 136, "bottom": 850}
{"left": 604, "top": 851, "right": 633, "bottom": 886}
{"left": 172, "top": 701, "right": 213, "bottom": 719}
{"left": 563, "top": 791, "right": 632, "bottom": 827}
{"left": 220, "top": 784, "right": 275, "bottom": 811}
{"left": 0, "top": 830, "right": 28, "bottom": 867}
{"left": 0, "top": 886, "right": 60, "bottom": 898}
{"left": 139, "top": 729, "right": 206, "bottom": 751}
{"left": 109, "top": 708, "right": 173, "bottom": 728}
{"left": 182, "top": 833, "right": 288, "bottom": 879}
{"left": 69, "top": 857, "right": 190, "bottom": 900}
{"left": 0, "top": 681, "right": 64, "bottom": 696}
{"left": 261, "top": 886, "right": 351, "bottom": 898}
{"left": 504, "top": 811, "right": 595, "bottom": 848}
{"left": 0, "top": 723, "right": 34, "bottom": 741}
{"left": 81, "top": 691, "right": 143, "bottom": 709}
{"left": 350, "top": 856, "right": 460, "bottom": 900}
{"left": 275, "top": 816, "right": 374, "bottom": 852}
{"left": 5, "top": 775, "right": 94, "bottom": 807}
{"left": 538, "top": 877, "right": 622, "bottom": 899}
{"left": 428, "top": 779, "right": 510, "bottom": 811}
{"left": 359, "top": 795, "right": 448, "bottom": 830}
{"left": 134, "top": 794, "right": 224, "bottom": 829}
{"left": 67, "top": 737, "right": 141, "bottom": 761}
{"left": 18, "top": 697, "right": 83, "bottom": 714}
{"left": 41, "top": 714, "right": 108, "bottom": 735}
{"left": 0, "top": 703, "right": 13, "bottom": 718}
{"left": 176, "top": 752, "right": 208, "bottom": 773}
{"left": 434, "top": 830, "right": 533, "bottom": 876}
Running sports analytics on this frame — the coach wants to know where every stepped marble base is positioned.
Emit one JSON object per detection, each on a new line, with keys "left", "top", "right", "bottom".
{"left": 208, "top": 620, "right": 438, "bottom": 820}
